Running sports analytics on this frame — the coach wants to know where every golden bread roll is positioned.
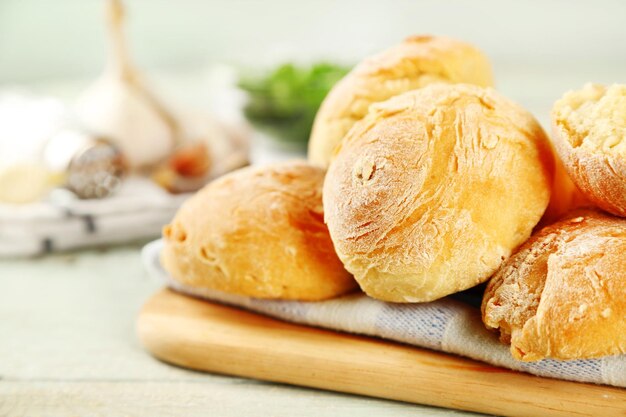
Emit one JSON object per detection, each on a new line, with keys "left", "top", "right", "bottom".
{"left": 482, "top": 210, "right": 626, "bottom": 361}
{"left": 308, "top": 35, "right": 494, "bottom": 168}
{"left": 552, "top": 83, "right": 626, "bottom": 216}
{"left": 162, "top": 161, "right": 356, "bottom": 300}
{"left": 323, "top": 83, "right": 553, "bottom": 303}
{"left": 540, "top": 153, "right": 590, "bottom": 226}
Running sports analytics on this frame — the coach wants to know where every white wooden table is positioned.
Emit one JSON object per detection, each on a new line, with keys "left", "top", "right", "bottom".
{"left": 0, "top": 245, "right": 483, "bottom": 417}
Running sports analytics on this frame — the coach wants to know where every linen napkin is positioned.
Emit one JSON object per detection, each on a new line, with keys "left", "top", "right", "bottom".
{"left": 0, "top": 177, "right": 188, "bottom": 257}
{"left": 142, "top": 239, "right": 626, "bottom": 388}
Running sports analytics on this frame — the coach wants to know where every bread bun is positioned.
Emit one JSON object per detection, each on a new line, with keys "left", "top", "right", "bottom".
{"left": 540, "top": 152, "right": 590, "bottom": 226}
{"left": 482, "top": 210, "right": 626, "bottom": 361}
{"left": 551, "top": 83, "right": 626, "bottom": 217}
{"left": 323, "top": 83, "right": 553, "bottom": 302}
{"left": 308, "top": 35, "right": 494, "bottom": 168}
{"left": 162, "top": 161, "right": 356, "bottom": 300}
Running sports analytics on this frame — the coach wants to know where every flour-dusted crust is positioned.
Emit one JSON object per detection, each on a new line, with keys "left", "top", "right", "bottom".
{"left": 162, "top": 161, "right": 356, "bottom": 300}
{"left": 323, "top": 83, "right": 553, "bottom": 302}
{"left": 482, "top": 210, "right": 626, "bottom": 361}
{"left": 551, "top": 83, "right": 626, "bottom": 217}
{"left": 308, "top": 35, "right": 494, "bottom": 168}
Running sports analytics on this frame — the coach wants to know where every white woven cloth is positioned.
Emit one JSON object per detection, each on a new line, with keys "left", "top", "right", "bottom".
{"left": 0, "top": 178, "right": 187, "bottom": 257}
{"left": 142, "top": 239, "right": 626, "bottom": 388}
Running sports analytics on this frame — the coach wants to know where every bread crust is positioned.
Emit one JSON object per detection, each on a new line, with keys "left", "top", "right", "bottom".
{"left": 551, "top": 83, "right": 626, "bottom": 217}
{"left": 323, "top": 83, "right": 552, "bottom": 303}
{"left": 162, "top": 161, "right": 356, "bottom": 300}
{"left": 539, "top": 151, "right": 590, "bottom": 226}
{"left": 308, "top": 35, "right": 494, "bottom": 168}
{"left": 482, "top": 210, "right": 626, "bottom": 361}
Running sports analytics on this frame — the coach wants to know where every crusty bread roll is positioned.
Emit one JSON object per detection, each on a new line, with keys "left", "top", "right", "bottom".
{"left": 162, "top": 161, "right": 356, "bottom": 300}
{"left": 540, "top": 152, "right": 590, "bottom": 226}
{"left": 308, "top": 35, "right": 494, "bottom": 168}
{"left": 323, "top": 83, "right": 553, "bottom": 303}
{"left": 551, "top": 83, "right": 626, "bottom": 217}
{"left": 482, "top": 210, "right": 626, "bottom": 361}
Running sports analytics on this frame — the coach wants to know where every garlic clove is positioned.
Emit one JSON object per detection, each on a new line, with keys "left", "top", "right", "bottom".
{"left": 75, "top": 76, "right": 174, "bottom": 169}
{"left": 177, "top": 108, "right": 249, "bottom": 176}
{"left": 74, "top": 0, "right": 178, "bottom": 170}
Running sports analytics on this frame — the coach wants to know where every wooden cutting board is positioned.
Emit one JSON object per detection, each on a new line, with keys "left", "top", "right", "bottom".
{"left": 137, "top": 289, "right": 626, "bottom": 417}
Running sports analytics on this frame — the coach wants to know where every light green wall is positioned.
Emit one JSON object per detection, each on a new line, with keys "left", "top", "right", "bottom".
{"left": 1, "top": 0, "right": 626, "bottom": 83}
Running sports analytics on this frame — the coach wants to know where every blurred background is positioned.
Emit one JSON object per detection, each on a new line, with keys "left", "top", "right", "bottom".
{"left": 1, "top": 0, "right": 625, "bottom": 256}
{"left": 1, "top": 0, "right": 625, "bottom": 78}
{"left": 2, "top": 0, "right": 626, "bottom": 117}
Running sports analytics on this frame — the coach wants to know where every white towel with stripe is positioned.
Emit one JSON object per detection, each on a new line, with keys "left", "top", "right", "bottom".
{"left": 0, "top": 177, "right": 187, "bottom": 257}
{"left": 142, "top": 239, "right": 626, "bottom": 389}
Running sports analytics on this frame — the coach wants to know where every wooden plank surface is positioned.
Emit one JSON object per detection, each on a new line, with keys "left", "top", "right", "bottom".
{"left": 1, "top": 245, "right": 476, "bottom": 417}
{"left": 4, "top": 381, "right": 473, "bottom": 417}
{"left": 138, "top": 289, "right": 626, "bottom": 417}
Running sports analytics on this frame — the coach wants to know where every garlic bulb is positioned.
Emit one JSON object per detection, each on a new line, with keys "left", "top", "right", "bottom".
{"left": 75, "top": 0, "right": 179, "bottom": 169}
